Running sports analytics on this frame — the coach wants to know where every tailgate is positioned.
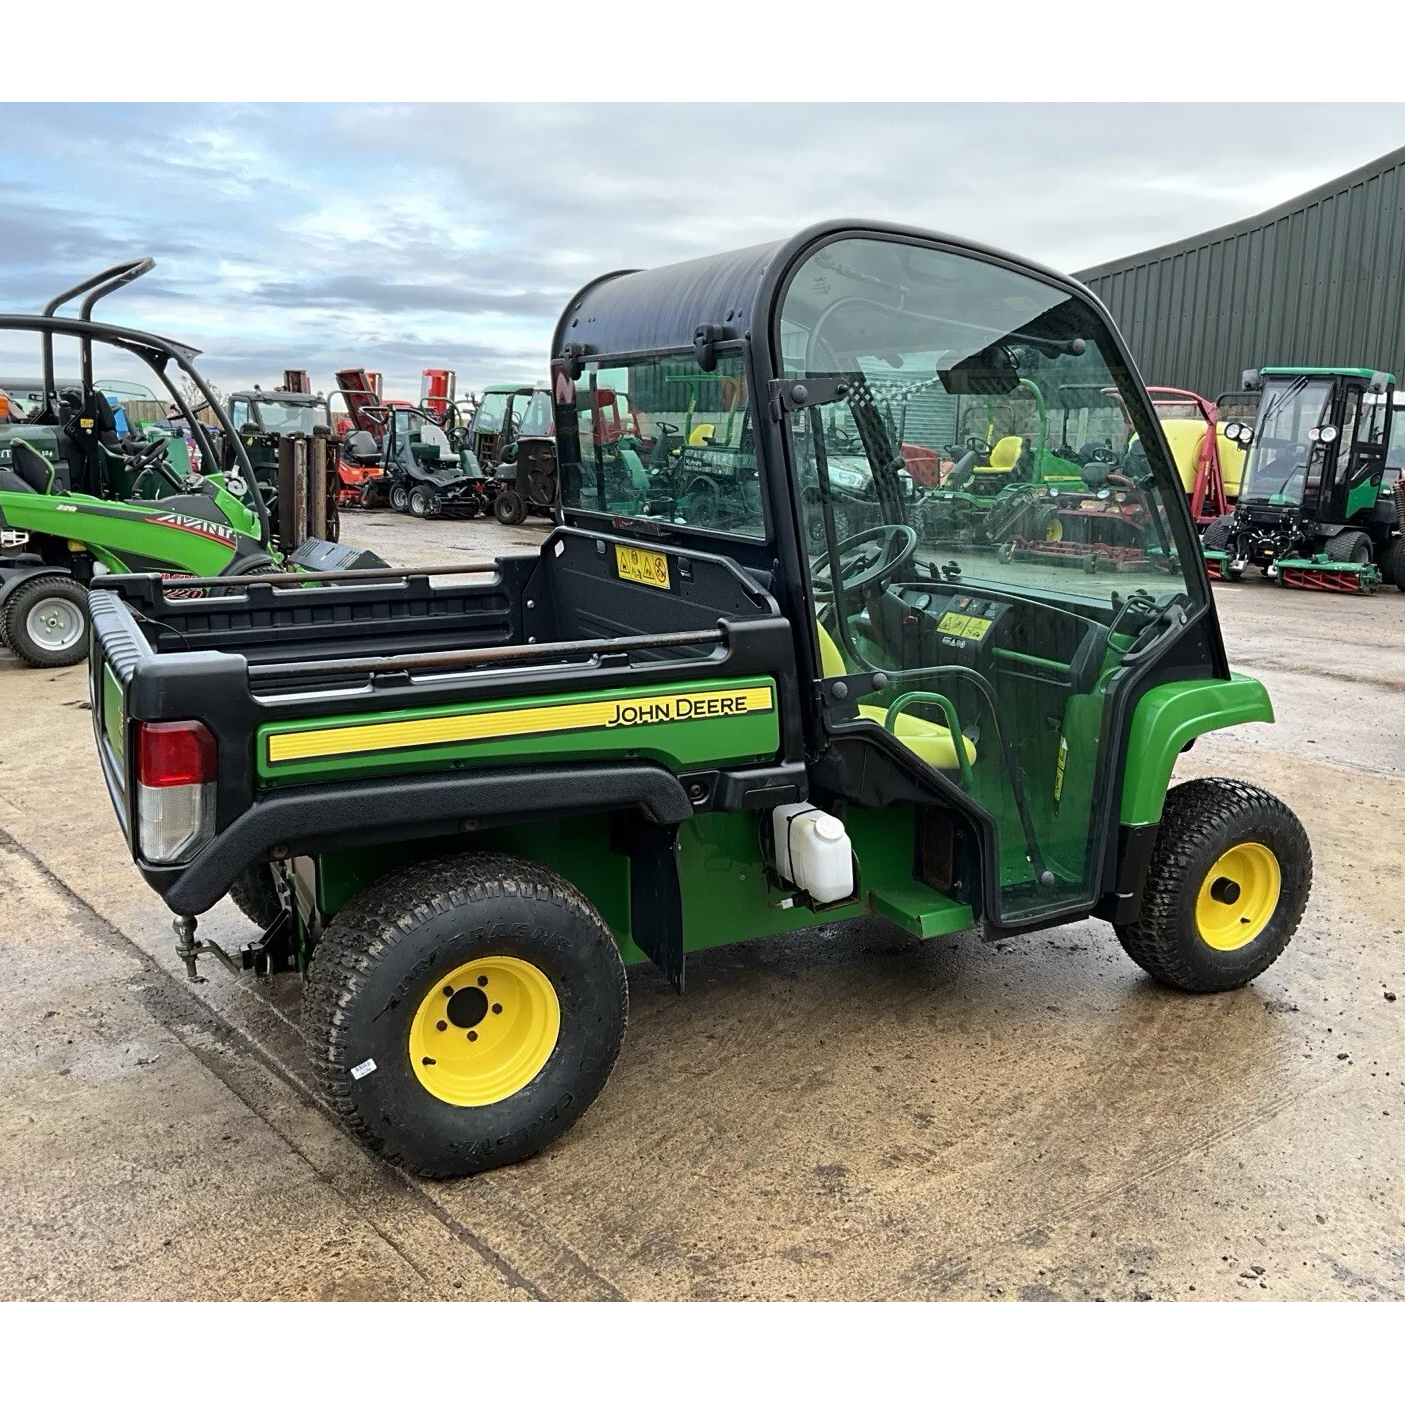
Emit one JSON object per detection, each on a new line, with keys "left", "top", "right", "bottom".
{"left": 87, "top": 585, "right": 154, "bottom": 846}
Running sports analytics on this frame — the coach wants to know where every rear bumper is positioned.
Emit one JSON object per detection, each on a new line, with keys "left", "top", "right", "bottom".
{"left": 135, "top": 761, "right": 694, "bottom": 916}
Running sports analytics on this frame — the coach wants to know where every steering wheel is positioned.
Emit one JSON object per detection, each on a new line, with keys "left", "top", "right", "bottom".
{"left": 964, "top": 436, "right": 994, "bottom": 456}
{"left": 129, "top": 435, "right": 187, "bottom": 492}
{"left": 1085, "top": 446, "right": 1120, "bottom": 465}
{"left": 810, "top": 523, "right": 918, "bottom": 600}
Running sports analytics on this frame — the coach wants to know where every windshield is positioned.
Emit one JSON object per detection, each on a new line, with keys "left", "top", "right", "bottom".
{"left": 781, "top": 239, "right": 1196, "bottom": 611}
{"left": 557, "top": 350, "right": 761, "bottom": 537}
{"left": 1238, "top": 377, "right": 1333, "bottom": 504}
{"left": 253, "top": 400, "right": 329, "bottom": 434}
{"left": 518, "top": 389, "right": 553, "bottom": 437}
{"left": 473, "top": 392, "right": 513, "bottom": 436}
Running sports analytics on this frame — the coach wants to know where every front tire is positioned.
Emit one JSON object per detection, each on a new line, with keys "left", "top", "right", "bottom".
{"left": 303, "top": 853, "right": 628, "bottom": 1178}
{"left": 1202, "top": 513, "right": 1236, "bottom": 552}
{"left": 493, "top": 488, "right": 527, "bottom": 526}
{"left": 1115, "top": 777, "right": 1311, "bottom": 993}
{"left": 3, "top": 575, "right": 89, "bottom": 668}
{"left": 1326, "top": 528, "right": 1372, "bottom": 565}
{"left": 409, "top": 487, "right": 432, "bottom": 518}
{"left": 389, "top": 482, "right": 409, "bottom": 513}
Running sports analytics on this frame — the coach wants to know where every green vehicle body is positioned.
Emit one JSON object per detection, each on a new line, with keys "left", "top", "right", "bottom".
{"left": 86, "top": 224, "right": 1309, "bottom": 1178}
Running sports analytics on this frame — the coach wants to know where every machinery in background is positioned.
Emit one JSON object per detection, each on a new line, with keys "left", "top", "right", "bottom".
{"left": 1146, "top": 385, "right": 1244, "bottom": 526}
{"left": 1203, "top": 367, "right": 1405, "bottom": 593}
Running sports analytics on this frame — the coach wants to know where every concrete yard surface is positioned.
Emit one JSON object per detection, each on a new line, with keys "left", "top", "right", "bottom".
{"left": 1, "top": 514, "right": 1402, "bottom": 1300}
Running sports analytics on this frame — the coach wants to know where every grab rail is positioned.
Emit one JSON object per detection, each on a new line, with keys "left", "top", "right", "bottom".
{"left": 245, "top": 626, "right": 727, "bottom": 681}
{"left": 88, "top": 562, "right": 505, "bottom": 593}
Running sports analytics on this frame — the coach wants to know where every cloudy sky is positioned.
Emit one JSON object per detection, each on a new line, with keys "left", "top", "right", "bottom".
{"left": 6, "top": 103, "right": 1405, "bottom": 402}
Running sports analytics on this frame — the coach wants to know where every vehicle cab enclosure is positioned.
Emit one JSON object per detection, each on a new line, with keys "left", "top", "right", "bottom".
{"left": 1213, "top": 367, "right": 1405, "bottom": 588}
{"left": 89, "top": 221, "right": 1267, "bottom": 995}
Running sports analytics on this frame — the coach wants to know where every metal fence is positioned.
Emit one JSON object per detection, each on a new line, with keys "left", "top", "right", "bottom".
{"left": 1076, "top": 144, "right": 1405, "bottom": 399}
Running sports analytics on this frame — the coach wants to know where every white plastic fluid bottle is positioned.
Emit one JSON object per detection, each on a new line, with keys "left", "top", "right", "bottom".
{"left": 771, "top": 803, "right": 855, "bottom": 905}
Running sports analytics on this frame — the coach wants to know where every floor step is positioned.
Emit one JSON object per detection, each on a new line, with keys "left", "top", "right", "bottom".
{"left": 868, "top": 884, "right": 974, "bottom": 939}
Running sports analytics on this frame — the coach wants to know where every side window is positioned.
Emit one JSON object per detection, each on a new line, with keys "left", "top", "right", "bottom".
{"left": 229, "top": 399, "right": 249, "bottom": 430}
{"left": 559, "top": 350, "right": 764, "bottom": 538}
{"left": 1387, "top": 398, "right": 1405, "bottom": 477}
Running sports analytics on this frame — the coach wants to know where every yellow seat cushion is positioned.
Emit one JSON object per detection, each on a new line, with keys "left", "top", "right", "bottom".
{"left": 687, "top": 422, "right": 716, "bottom": 446}
{"left": 815, "top": 620, "right": 974, "bottom": 769}
{"left": 857, "top": 704, "right": 975, "bottom": 769}
{"left": 987, "top": 434, "right": 1023, "bottom": 471}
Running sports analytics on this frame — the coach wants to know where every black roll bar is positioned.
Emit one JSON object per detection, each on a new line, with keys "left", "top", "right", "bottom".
{"left": 40, "top": 258, "right": 154, "bottom": 415}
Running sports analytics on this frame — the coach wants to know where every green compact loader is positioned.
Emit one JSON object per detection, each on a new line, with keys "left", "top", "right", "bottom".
{"left": 1204, "top": 367, "right": 1405, "bottom": 592}
{"left": 90, "top": 222, "right": 1310, "bottom": 1179}
{"left": 0, "top": 260, "right": 380, "bottom": 667}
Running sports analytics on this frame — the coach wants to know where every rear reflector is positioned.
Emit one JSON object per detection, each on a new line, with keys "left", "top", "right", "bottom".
{"left": 137, "top": 721, "right": 217, "bottom": 788}
{"left": 135, "top": 721, "right": 217, "bottom": 863}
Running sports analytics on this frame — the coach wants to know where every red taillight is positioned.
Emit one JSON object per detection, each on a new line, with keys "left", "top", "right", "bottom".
{"left": 137, "top": 721, "right": 217, "bottom": 788}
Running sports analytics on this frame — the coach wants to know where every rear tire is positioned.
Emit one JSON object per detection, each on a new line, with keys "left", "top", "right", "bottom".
{"left": 389, "top": 482, "right": 409, "bottom": 513}
{"left": 303, "top": 853, "right": 627, "bottom": 1178}
{"left": 1115, "top": 777, "right": 1310, "bottom": 993}
{"left": 1202, "top": 513, "right": 1236, "bottom": 551}
{"left": 494, "top": 489, "right": 527, "bottom": 526}
{"left": 1326, "top": 529, "right": 1372, "bottom": 564}
{"left": 3, "top": 575, "right": 89, "bottom": 668}
{"left": 1379, "top": 536, "right": 1405, "bottom": 591}
{"left": 409, "top": 487, "right": 432, "bottom": 518}
{"left": 228, "top": 863, "right": 284, "bottom": 928}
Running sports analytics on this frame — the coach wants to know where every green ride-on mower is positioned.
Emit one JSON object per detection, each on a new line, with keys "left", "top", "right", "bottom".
{"left": 1203, "top": 367, "right": 1405, "bottom": 593}
{"left": 486, "top": 385, "right": 558, "bottom": 526}
{"left": 0, "top": 260, "right": 381, "bottom": 668}
{"left": 90, "top": 222, "right": 1311, "bottom": 1179}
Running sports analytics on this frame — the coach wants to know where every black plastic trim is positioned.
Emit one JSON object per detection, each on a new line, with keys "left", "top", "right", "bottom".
{"left": 141, "top": 763, "right": 694, "bottom": 915}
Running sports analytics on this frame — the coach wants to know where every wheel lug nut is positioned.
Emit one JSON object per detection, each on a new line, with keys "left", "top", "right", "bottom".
{"left": 468, "top": 1031, "right": 478, "bottom": 1042}
{"left": 442, "top": 985, "right": 454, "bottom": 996}
{"left": 477, "top": 976, "right": 488, "bottom": 987}
{"left": 436, "top": 1020, "right": 447, "bottom": 1031}
{"left": 491, "top": 1003, "right": 502, "bottom": 1014}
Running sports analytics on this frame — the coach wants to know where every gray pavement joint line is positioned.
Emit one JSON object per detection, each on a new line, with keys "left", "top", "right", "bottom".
{"left": 0, "top": 827, "right": 554, "bottom": 1304}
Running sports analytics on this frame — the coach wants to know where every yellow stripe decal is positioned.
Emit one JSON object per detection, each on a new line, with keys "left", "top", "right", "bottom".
{"left": 266, "top": 685, "right": 775, "bottom": 764}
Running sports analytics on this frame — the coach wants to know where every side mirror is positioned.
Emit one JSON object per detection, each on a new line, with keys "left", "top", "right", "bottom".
{"left": 1241, "top": 369, "right": 1264, "bottom": 393}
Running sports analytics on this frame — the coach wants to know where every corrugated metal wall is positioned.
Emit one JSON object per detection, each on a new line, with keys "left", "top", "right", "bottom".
{"left": 1075, "top": 145, "right": 1405, "bottom": 399}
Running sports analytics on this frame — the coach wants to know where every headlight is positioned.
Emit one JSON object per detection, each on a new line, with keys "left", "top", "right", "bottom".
{"left": 1224, "top": 421, "right": 1243, "bottom": 441}
{"left": 1319, "top": 424, "right": 1340, "bottom": 444}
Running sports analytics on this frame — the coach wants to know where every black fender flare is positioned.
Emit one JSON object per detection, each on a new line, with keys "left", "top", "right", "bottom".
{"left": 0, "top": 563, "right": 77, "bottom": 610}
{"left": 140, "top": 762, "right": 695, "bottom": 915}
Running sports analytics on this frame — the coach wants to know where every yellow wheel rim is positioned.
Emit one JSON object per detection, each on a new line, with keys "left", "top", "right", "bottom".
{"left": 1043, "top": 516, "right": 1064, "bottom": 542}
{"left": 409, "top": 956, "right": 560, "bottom": 1106}
{"left": 1195, "top": 842, "right": 1281, "bottom": 951}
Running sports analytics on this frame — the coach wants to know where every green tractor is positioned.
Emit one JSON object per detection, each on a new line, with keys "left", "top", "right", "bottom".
{"left": 1203, "top": 367, "right": 1405, "bottom": 593}
{"left": 90, "top": 221, "right": 1310, "bottom": 1179}
{"left": 0, "top": 260, "right": 379, "bottom": 667}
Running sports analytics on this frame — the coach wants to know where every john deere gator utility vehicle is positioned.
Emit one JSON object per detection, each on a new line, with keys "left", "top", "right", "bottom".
{"left": 0, "top": 260, "right": 380, "bottom": 668}
{"left": 89, "top": 221, "right": 1310, "bottom": 1179}
{"left": 1204, "top": 367, "right": 1405, "bottom": 592}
